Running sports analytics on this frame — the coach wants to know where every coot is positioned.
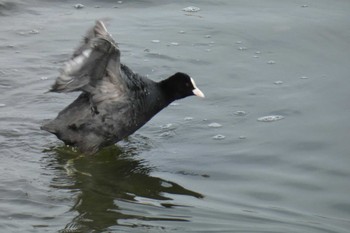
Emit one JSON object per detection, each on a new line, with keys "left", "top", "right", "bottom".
{"left": 42, "top": 21, "right": 204, "bottom": 154}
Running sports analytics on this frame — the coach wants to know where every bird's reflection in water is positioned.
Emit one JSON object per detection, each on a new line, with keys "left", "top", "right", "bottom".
{"left": 44, "top": 136, "right": 203, "bottom": 232}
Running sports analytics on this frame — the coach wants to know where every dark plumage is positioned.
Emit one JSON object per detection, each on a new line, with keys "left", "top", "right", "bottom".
{"left": 41, "top": 21, "right": 204, "bottom": 154}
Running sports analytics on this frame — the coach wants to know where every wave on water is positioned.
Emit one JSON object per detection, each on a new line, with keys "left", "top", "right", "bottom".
{"left": 0, "top": 1, "right": 18, "bottom": 15}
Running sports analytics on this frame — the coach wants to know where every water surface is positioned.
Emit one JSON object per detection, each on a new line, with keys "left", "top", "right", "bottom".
{"left": 1, "top": 0, "right": 350, "bottom": 232}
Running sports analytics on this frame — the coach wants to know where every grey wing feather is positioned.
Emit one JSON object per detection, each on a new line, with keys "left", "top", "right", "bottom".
{"left": 89, "top": 52, "right": 126, "bottom": 106}
{"left": 72, "top": 20, "right": 111, "bottom": 57}
{"left": 50, "top": 20, "right": 123, "bottom": 94}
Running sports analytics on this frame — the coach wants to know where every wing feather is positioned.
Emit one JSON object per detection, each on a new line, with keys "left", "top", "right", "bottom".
{"left": 50, "top": 20, "right": 122, "bottom": 94}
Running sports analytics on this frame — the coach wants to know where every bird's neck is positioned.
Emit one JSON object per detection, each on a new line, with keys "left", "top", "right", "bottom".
{"left": 158, "top": 79, "right": 179, "bottom": 104}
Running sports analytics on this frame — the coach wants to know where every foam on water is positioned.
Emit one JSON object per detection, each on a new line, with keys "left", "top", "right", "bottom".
{"left": 234, "top": 110, "right": 247, "bottom": 116}
{"left": 257, "top": 115, "right": 285, "bottom": 122}
{"left": 160, "top": 123, "right": 173, "bottom": 129}
{"left": 74, "top": 4, "right": 84, "bottom": 9}
{"left": 212, "top": 134, "right": 226, "bottom": 140}
{"left": 274, "top": 81, "right": 283, "bottom": 85}
{"left": 182, "top": 6, "right": 200, "bottom": 12}
{"left": 208, "top": 122, "right": 222, "bottom": 128}
{"left": 169, "top": 42, "right": 179, "bottom": 46}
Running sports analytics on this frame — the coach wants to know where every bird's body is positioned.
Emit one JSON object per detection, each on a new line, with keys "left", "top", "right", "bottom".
{"left": 43, "top": 65, "right": 171, "bottom": 153}
{"left": 42, "top": 21, "right": 204, "bottom": 154}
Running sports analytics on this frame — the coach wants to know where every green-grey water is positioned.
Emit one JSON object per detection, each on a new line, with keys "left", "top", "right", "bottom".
{"left": 1, "top": 0, "right": 350, "bottom": 232}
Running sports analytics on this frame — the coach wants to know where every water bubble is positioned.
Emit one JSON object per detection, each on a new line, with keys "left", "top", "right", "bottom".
{"left": 236, "top": 41, "right": 242, "bottom": 44}
{"left": 178, "top": 30, "right": 186, "bottom": 34}
{"left": 274, "top": 81, "right": 283, "bottom": 85}
{"left": 160, "top": 123, "right": 173, "bottom": 129}
{"left": 234, "top": 110, "right": 247, "bottom": 116}
{"left": 29, "top": 29, "right": 40, "bottom": 34}
{"left": 184, "top": 117, "right": 194, "bottom": 121}
{"left": 253, "top": 55, "right": 259, "bottom": 58}
{"left": 169, "top": 42, "right": 179, "bottom": 46}
{"left": 267, "top": 60, "right": 276, "bottom": 64}
{"left": 151, "top": 39, "right": 160, "bottom": 43}
{"left": 205, "top": 35, "right": 212, "bottom": 38}
{"left": 182, "top": 6, "right": 200, "bottom": 12}
{"left": 301, "top": 4, "right": 308, "bottom": 8}
{"left": 205, "top": 48, "right": 211, "bottom": 52}
{"left": 239, "top": 136, "right": 247, "bottom": 140}
{"left": 299, "top": 76, "right": 309, "bottom": 79}
{"left": 213, "top": 134, "right": 226, "bottom": 140}
{"left": 170, "top": 102, "right": 180, "bottom": 106}
{"left": 160, "top": 131, "right": 175, "bottom": 138}
{"left": 0, "top": 103, "right": 6, "bottom": 107}
{"left": 255, "top": 51, "right": 261, "bottom": 54}
{"left": 74, "top": 4, "right": 84, "bottom": 9}
{"left": 238, "top": 47, "right": 247, "bottom": 51}
{"left": 208, "top": 122, "right": 222, "bottom": 128}
{"left": 117, "top": 1, "right": 123, "bottom": 4}
{"left": 40, "top": 76, "right": 48, "bottom": 80}
{"left": 257, "top": 115, "right": 284, "bottom": 122}
{"left": 17, "top": 29, "right": 40, "bottom": 36}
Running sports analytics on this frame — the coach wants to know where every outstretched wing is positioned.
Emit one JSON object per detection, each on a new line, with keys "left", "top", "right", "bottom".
{"left": 50, "top": 20, "right": 123, "bottom": 94}
{"left": 72, "top": 20, "right": 111, "bottom": 58}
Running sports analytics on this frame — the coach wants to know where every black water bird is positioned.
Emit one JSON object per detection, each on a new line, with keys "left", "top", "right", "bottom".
{"left": 41, "top": 21, "right": 204, "bottom": 154}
